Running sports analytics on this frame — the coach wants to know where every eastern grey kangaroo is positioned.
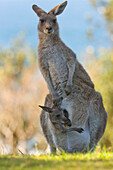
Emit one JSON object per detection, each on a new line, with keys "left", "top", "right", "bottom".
{"left": 32, "top": 1, "right": 107, "bottom": 152}
{"left": 40, "top": 93, "right": 107, "bottom": 153}
{"left": 32, "top": 1, "right": 94, "bottom": 104}
{"left": 40, "top": 94, "right": 84, "bottom": 153}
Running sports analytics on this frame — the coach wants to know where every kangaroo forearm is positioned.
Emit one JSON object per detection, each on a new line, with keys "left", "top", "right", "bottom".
{"left": 61, "top": 127, "right": 83, "bottom": 133}
{"left": 67, "top": 60, "right": 76, "bottom": 85}
{"left": 65, "top": 127, "right": 77, "bottom": 132}
{"left": 60, "top": 127, "right": 77, "bottom": 133}
{"left": 44, "top": 71, "right": 58, "bottom": 96}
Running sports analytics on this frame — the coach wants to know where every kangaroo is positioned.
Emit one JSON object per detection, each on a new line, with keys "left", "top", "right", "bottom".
{"left": 40, "top": 94, "right": 84, "bottom": 153}
{"left": 32, "top": 1, "right": 94, "bottom": 104}
{"left": 32, "top": 1, "right": 107, "bottom": 152}
{"left": 40, "top": 93, "right": 107, "bottom": 153}
{"left": 39, "top": 105, "right": 84, "bottom": 133}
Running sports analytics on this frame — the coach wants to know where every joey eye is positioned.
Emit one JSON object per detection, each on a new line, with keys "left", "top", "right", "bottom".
{"left": 40, "top": 19, "right": 45, "bottom": 23}
{"left": 56, "top": 114, "right": 60, "bottom": 118}
{"left": 53, "top": 19, "right": 56, "bottom": 23}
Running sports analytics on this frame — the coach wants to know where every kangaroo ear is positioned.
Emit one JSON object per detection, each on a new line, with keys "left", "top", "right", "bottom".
{"left": 48, "top": 1, "right": 67, "bottom": 16}
{"left": 39, "top": 105, "right": 52, "bottom": 113}
{"left": 32, "top": 5, "right": 47, "bottom": 17}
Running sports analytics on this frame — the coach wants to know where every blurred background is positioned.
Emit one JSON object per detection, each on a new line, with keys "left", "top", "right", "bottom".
{"left": 0, "top": 0, "right": 113, "bottom": 154}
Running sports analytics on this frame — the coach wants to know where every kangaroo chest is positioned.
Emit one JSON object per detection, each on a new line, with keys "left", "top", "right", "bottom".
{"left": 48, "top": 53, "right": 68, "bottom": 83}
{"left": 39, "top": 46, "right": 68, "bottom": 95}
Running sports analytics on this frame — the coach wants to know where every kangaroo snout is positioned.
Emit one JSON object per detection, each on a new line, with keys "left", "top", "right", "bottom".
{"left": 46, "top": 27, "right": 52, "bottom": 32}
{"left": 44, "top": 26, "right": 54, "bottom": 35}
{"left": 61, "top": 117, "right": 72, "bottom": 127}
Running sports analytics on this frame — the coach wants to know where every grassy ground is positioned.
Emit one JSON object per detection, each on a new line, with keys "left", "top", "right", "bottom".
{"left": 0, "top": 151, "right": 113, "bottom": 170}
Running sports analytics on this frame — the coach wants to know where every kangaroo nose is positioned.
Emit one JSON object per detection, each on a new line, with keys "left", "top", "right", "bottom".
{"left": 46, "top": 27, "right": 52, "bottom": 32}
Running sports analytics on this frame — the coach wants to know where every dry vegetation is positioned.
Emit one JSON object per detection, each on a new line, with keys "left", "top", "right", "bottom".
{"left": 0, "top": 38, "right": 48, "bottom": 154}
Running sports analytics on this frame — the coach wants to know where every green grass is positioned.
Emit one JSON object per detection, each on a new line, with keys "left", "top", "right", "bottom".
{"left": 0, "top": 151, "right": 113, "bottom": 170}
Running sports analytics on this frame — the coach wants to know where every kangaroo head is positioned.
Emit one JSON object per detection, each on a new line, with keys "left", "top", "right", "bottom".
{"left": 39, "top": 105, "right": 71, "bottom": 126}
{"left": 32, "top": 1, "right": 67, "bottom": 35}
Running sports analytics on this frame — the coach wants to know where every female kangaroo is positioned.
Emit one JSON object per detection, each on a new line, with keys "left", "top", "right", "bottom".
{"left": 32, "top": 1, "right": 107, "bottom": 152}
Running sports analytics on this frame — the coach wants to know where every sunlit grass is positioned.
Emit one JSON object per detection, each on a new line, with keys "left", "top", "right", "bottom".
{"left": 0, "top": 151, "right": 113, "bottom": 170}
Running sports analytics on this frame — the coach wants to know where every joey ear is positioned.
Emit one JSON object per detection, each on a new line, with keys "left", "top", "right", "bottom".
{"left": 32, "top": 5, "right": 47, "bottom": 17}
{"left": 48, "top": 1, "right": 67, "bottom": 16}
{"left": 39, "top": 105, "right": 52, "bottom": 113}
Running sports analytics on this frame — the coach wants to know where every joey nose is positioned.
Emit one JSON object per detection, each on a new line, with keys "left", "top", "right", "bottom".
{"left": 68, "top": 121, "right": 72, "bottom": 127}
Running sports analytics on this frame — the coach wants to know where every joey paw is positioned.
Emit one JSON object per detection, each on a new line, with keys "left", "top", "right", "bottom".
{"left": 77, "top": 128, "right": 84, "bottom": 133}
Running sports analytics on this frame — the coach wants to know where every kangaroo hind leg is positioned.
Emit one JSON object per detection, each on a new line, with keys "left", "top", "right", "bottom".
{"left": 88, "top": 92, "right": 107, "bottom": 151}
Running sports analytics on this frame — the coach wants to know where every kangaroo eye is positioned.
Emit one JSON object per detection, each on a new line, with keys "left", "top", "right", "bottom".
{"left": 40, "top": 19, "right": 45, "bottom": 23}
{"left": 56, "top": 114, "right": 60, "bottom": 118}
{"left": 53, "top": 19, "right": 56, "bottom": 23}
